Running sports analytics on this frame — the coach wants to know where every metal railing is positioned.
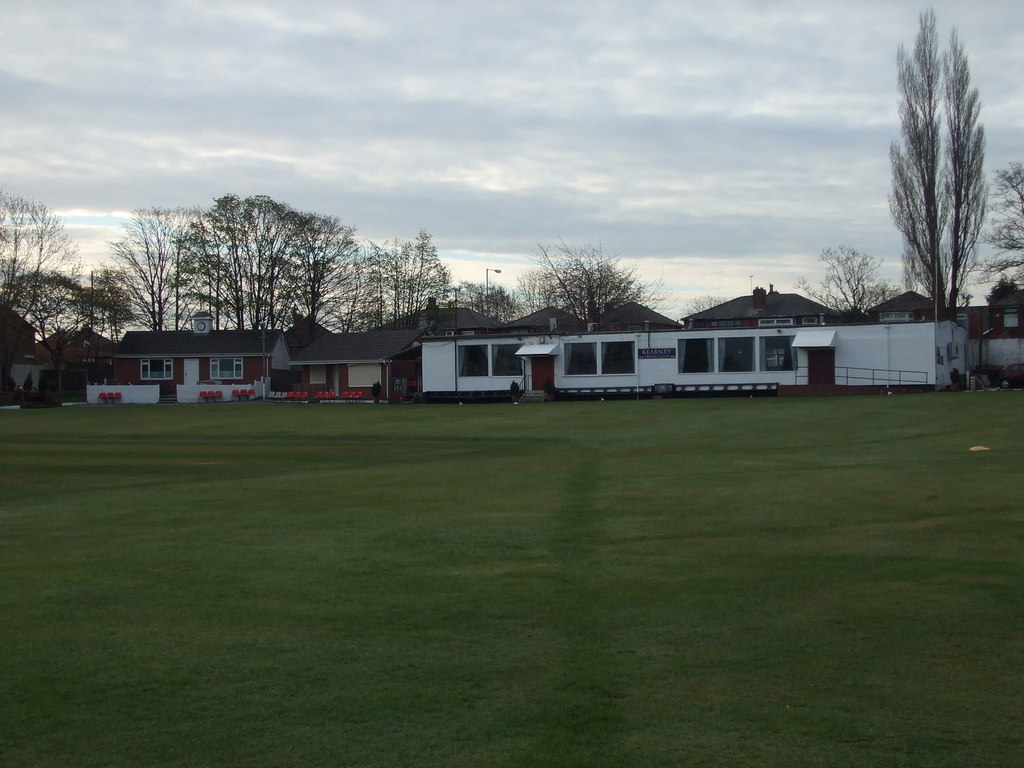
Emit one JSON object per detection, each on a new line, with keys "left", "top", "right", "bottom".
{"left": 795, "top": 366, "right": 928, "bottom": 387}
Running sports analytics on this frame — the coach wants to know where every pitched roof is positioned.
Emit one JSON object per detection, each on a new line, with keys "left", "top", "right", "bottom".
{"left": 292, "top": 329, "right": 424, "bottom": 364}
{"left": 453, "top": 307, "right": 502, "bottom": 329}
{"left": 114, "top": 329, "right": 285, "bottom": 357}
{"left": 869, "top": 291, "right": 931, "bottom": 313}
{"left": 284, "top": 318, "right": 332, "bottom": 349}
{"left": 506, "top": 306, "right": 585, "bottom": 332}
{"left": 599, "top": 301, "right": 681, "bottom": 329}
{"left": 688, "top": 291, "right": 834, "bottom": 320}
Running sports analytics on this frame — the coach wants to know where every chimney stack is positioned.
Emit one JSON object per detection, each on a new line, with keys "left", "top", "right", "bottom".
{"left": 425, "top": 296, "right": 439, "bottom": 321}
{"left": 752, "top": 286, "right": 767, "bottom": 310}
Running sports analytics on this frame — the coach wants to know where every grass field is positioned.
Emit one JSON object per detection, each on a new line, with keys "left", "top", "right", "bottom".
{"left": 1, "top": 394, "right": 1022, "bottom": 767}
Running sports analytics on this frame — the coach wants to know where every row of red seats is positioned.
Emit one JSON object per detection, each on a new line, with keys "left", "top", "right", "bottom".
{"left": 232, "top": 388, "right": 257, "bottom": 400}
{"left": 99, "top": 391, "right": 122, "bottom": 403}
{"left": 281, "top": 390, "right": 367, "bottom": 401}
{"left": 199, "top": 390, "right": 223, "bottom": 402}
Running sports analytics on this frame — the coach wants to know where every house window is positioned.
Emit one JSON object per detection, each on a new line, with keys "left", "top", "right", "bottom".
{"left": 719, "top": 337, "right": 754, "bottom": 372}
{"left": 678, "top": 338, "right": 713, "bottom": 373}
{"left": 458, "top": 345, "right": 488, "bottom": 377}
{"left": 348, "top": 364, "right": 379, "bottom": 387}
{"left": 491, "top": 344, "right": 522, "bottom": 376}
{"left": 601, "top": 341, "right": 635, "bottom": 374}
{"left": 1004, "top": 308, "right": 1019, "bottom": 329}
{"left": 141, "top": 358, "right": 173, "bottom": 380}
{"left": 801, "top": 316, "right": 819, "bottom": 325}
{"left": 710, "top": 319, "right": 741, "bottom": 328}
{"left": 210, "top": 358, "right": 243, "bottom": 379}
{"left": 565, "top": 342, "right": 597, "bottom": 375}
{"left": 761, "top": 336, "right": 794, "bottom": 371}
{"left": 758, "top": 318, "right": 793, "bottom": 327}
{"left": 880, "top": 311, "right": 913, "bottom": 323}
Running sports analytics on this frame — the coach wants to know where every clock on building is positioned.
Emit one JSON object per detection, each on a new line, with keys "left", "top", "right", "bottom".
{"left": 193, "top": 313, "right": 212, "bottom": 334}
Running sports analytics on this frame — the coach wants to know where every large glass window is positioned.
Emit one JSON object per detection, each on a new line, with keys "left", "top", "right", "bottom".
{"left": 761, "top": 336, "right": 794, "bottom": 371}
{"left": 210, "top": 358, "right": 243, "bottom": 379}
{"left": 565, "top": 342, "right": 597, "bottom": 375}
{"left": 141, "top": 358, "right": 173, "bottom": 380}
{"left": 718, "top": 337, "right": 754, "bottom": 372}
{"left": 1004, "top": 308, "right": 1019, "bottom": 328}
{"left": 601, "top": 341, "right": 635, "bottom": 374}
{"left": 678, "top": 338, "right": 713, "bottom": 373}
{"left": 458, "top": 345, "right": 489, "bottom": 377}
{"left": 491, "top": 344, "right": 522, "bottom": 376}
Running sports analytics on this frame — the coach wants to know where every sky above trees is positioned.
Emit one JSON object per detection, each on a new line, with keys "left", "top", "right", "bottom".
{"left": 2, "top": 1, "right": 1022, "bottom": 315}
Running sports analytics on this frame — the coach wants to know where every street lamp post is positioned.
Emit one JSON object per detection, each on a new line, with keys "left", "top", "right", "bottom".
{"left": 485, "top": 268, "right": 502, "bottom": 316}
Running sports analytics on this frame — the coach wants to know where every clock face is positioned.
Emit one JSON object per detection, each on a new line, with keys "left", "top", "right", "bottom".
{"left": 196, "top": 320, "right": 208, "bottom": 332}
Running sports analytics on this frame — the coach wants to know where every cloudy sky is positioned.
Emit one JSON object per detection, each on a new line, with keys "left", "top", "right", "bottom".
{"left": 3, "top": 1, "right": 1022, "bottom": 316}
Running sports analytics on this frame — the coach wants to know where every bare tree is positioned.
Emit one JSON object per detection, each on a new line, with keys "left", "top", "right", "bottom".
{"left": 360, "top": 230, "right": 451, "bottom": 330}
{"left": 943, "top": 29, "right": 987, "bottom": 305}
{"left": 457, "top": 280, "right": 519, "bottom": 322}
{"left": 0, "top": 191, "right": 79, "bottom": 384}
{"left": 286, "top": 211, "right": 363, "bottom": 333}
{"left": 108, "top": 207, "right": 196, "bottom": 331}
{"left": 513, "top": 269, "right": 560, "bottom": 316}
{"left": 83, "top": 267, "right": 135, "bottom": 342}
{"left": 795, "top": 246, "right": 901, "bottom": 321}
{"left": 890, "top": 10, "right": 986, "bottom": 316}
{"left": 683, "top": 295, "right": 729, "bottom": 317}
{"left": 984, "top": 162, "right": 1024, "bottom": 278}
{"left": 527, "top": 241, "right": 661, "bottom": 324}
{"left": 180, "top": 194, "right": 294, "bottom": 329}
{"left": 22, "top": 270, "right": 87, "bottom": 392}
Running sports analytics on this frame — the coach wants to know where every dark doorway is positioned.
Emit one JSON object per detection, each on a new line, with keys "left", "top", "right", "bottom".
{"left": 530, "top": 356, "right": 555, "bottom": 391}
{"left": 807, "top": 348, "right": 835, "bottom": 386}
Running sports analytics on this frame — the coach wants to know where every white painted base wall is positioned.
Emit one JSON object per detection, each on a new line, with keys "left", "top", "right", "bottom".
{"left": 86, "top": 384, "right": 161, "bottom": 404}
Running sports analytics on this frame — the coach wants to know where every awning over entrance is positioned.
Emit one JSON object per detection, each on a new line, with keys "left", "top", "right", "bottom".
{"left": 791, "top": 329, "right": 837, "bottom": 348}
{"left": 516, "top": 343, "right": 559, "bottom": 357}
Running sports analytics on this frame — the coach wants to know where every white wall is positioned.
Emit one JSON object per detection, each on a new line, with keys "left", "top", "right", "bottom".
{"left": 176, "top": 381, "right": 265, "bottom": 403}
{"left": 983, "top": 338, "right": 1024, "bottom": 369}
{"left": 271, "top": 336, "right": 291, "bottom": 370}
{"left": 824, "top": 323, "right": 935, "bottom": 386}
{"left": 421, "top": 339, "right": 459, "bottom": 392}
{"left": 86, "top": 384, "right": 161, "bottom": 404}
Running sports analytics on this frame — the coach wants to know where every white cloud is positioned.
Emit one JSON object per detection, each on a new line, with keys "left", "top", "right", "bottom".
{"left": 2, "top": 0, "right": 1018, "bottom": 314}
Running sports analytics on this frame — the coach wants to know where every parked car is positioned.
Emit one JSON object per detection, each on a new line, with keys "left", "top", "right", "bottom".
{"left": 997, "top": 363, "right": 1024, "bottom": 389}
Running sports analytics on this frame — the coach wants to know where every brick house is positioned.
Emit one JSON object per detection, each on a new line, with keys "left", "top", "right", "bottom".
{"left": 291, "top": 329, "right": 425, "bottom": 401}
{"left": 113, "top": 313, "right": 289, "bottom": 398}
{"left": 867, "top": 291, "right": 935, "bottom": 323}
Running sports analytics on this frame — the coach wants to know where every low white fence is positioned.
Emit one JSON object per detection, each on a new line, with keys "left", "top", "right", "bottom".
{"left": 86, "top": 384, "right": 161, "bottom": 405}
{"left": 176, "top": 381, "right": 266, "bottom": 404}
